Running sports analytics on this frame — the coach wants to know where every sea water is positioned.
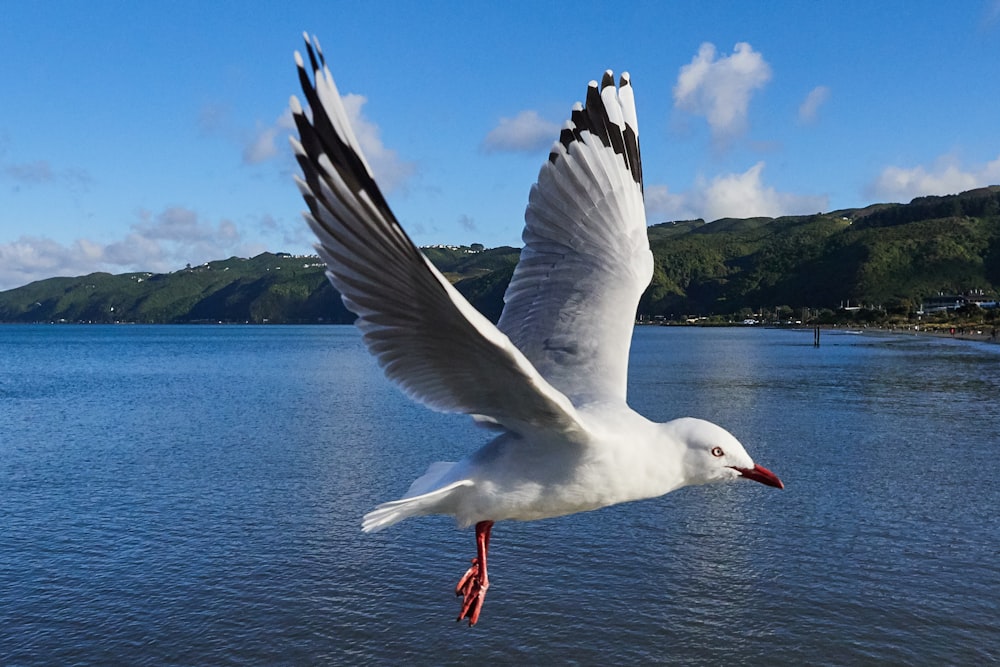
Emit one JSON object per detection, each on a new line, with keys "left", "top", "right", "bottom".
{"left": 1, "top": 325, "right": 997, "bottom": 664}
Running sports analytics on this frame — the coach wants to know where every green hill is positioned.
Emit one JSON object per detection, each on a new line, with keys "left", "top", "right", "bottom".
{"left": 639, "top": 186, "right": 1000, "bottom": 318}
{"left": 1, "top": 187, "right": 998, "bottom": 324}
{"left": 0, "top": 247, "right": 519, "bottom": 324}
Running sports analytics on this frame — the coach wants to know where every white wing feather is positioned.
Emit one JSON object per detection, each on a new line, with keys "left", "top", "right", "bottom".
{"left": 290, "top": 35, "right": 584, "bottom": 438}
{"left": 498, "top": 72, "right": 651, "bottom": 406}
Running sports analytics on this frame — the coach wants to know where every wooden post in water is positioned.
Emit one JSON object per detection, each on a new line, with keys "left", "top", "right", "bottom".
{"left": 814, "top": 326, "right": 821, "bottom": 347}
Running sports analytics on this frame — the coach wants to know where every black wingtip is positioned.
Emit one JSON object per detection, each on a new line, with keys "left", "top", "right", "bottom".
{"left": 299, "top": 32, "right": 328, "bottom": 71}
{"left": 547, "top": 70, "right": 643, "bottom": 191}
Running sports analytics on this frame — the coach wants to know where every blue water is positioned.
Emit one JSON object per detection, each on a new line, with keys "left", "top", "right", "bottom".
{"left": 1, "top": 325, "right": 998, "bottom": 665}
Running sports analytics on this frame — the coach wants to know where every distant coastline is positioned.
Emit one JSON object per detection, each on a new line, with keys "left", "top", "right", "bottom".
{"left": 802, "top": 323, "right": 1000, "bottom": 346}
{"left": 2, "top": 186, "right": 999, "bottom": 327}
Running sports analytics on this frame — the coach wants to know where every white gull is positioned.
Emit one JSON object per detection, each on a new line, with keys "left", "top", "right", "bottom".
{"left": 289, "top": 34, "right": 783, "bottom": 626}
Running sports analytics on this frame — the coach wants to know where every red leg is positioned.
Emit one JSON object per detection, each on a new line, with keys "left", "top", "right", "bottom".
{"left": 455, "top": 520, "right": 493, "bottom": 626}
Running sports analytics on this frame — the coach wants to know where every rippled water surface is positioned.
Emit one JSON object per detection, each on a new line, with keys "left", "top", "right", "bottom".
{"left": 2, "top": 325, "right": 998, "bottom": 665}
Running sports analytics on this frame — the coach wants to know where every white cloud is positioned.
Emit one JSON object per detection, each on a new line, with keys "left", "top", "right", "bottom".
{"left": 198, "top": 102, "right": 231, "bottom": 135}
{"left": 100, "top": 233, "right": 162, "bottom": 267}
{"left": 868, "top": 154, "right": 1000, "bottom": 202}
{"left": 482, "top": 110, "right": 560, "bottom": 153}
{"left": 645, "top": 162, "right": 828, "bottom": 222}
{"left": 134, "top": 206, "right": 214, "bottom": 241}
{"left": 983, "top": 0, "right": 1000, "bottom": 29}
{"left": 255, "top": 212, "right": 311, "bottom": 248}
{"left": 340, "top": 93, "right": 416, "bottom": 192}
{"left": 1, "top": 159, "right": 93, "bottom": 189}
{"left": 798, "top": 86, "right": 831, "bottom": 124}
{"left": 243, "top": 108, "right": 296, "bottom": 165}
{"left": 700, "top": 163, "right": 828, "bottom": 219}
{"left": 241, "top": 94, "right": 415, "bottom": 192}
{"left": 673, "top": 42, "right": 772, "bottom": 143}
{"left": 0, "top": 206, "right": 257, "bottom": 291}
{"left": 3, "top": 160, "right": 55, "bottom": 183}
{"left": 0, "top": 237, "right": 103, "bottom": 289}
{"left": 644, "top": 185, "right": 696, "bottom": 221}
{"left": 458, "top": 214, "right": 477, "bottom": 232}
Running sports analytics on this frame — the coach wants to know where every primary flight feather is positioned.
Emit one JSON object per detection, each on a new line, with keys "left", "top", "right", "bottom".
{"left": 290, "top": 33, "right": 783, "bottom": 626}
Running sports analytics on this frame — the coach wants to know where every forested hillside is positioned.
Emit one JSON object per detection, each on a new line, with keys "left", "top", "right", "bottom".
{"left": 642, "top": 186, "right": 1000, "bottom": 317}
{"left": 0, "top": 247, "right": 519, "bottom": 324}
{"left": 1, "top": 187, "right": 998, "bottom": 324}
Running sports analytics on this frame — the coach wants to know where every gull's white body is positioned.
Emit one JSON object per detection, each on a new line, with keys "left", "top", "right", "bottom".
{"left": 289, "top": 33, "right": 781, "bottom": 624}
{"left": 365, "top": 413, "right": 746, "bottom": 530}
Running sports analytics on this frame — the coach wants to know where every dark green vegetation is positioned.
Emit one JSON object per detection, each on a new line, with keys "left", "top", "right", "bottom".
{"left": 643, "top": 186, "right": 1000, "bottom": 323}
{"left": 2, "top": 187, "right": 999, "bottom": 325}
{"left": 0, "top": 247, "right": 520, "bottom": 324}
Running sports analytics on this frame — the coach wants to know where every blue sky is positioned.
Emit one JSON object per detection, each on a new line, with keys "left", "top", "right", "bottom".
{"left": 2, "top": 0, "right": 999, "bottom": 290}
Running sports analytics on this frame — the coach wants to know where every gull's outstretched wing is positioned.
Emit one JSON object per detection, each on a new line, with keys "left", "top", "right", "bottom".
{"left": 497, "top": 72, "right": 652, "bottom": 406}
{"left": 290, "top": 35, "right": 583, "bottom": 438}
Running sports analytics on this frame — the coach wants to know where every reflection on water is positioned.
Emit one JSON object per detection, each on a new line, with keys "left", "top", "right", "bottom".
{"left": 1, "top": 325, "right": 997, "bottom": 664}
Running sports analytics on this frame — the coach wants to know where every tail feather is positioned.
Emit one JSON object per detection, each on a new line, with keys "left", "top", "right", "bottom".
{"left": 403, "top": 460, "right": 457, "bottom": 498}
{"left": 361, "top": 479, "right": 473, "bottom": 533}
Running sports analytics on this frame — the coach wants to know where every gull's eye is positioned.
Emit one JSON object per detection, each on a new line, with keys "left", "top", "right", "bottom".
{"left": 711, "top": 447, "right": 724, "bottom": 457}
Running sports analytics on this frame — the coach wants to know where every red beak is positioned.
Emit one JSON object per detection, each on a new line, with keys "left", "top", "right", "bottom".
{"left": 732, "top": 464, "right": 784, "bottom": 489}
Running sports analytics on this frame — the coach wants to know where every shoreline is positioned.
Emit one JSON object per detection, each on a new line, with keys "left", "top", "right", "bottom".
{"left": 812, "top": 323, "right": 999, "bottom": 346}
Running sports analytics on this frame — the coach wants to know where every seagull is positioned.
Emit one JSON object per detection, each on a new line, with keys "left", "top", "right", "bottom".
{"left": 289, "top": 34, "right": 783, "bottom": 627}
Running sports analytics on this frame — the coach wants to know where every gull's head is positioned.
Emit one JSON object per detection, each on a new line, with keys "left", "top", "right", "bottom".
{"left": 668, "top": 417, "right": 783, "bottom": 489}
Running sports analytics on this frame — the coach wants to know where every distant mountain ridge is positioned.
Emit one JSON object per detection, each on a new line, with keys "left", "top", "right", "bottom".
{"left": 1, "top": 187, "right": 998, "bottom": 323}
{"left": 0, "top": 247, "right": 521, "bottom": 324}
